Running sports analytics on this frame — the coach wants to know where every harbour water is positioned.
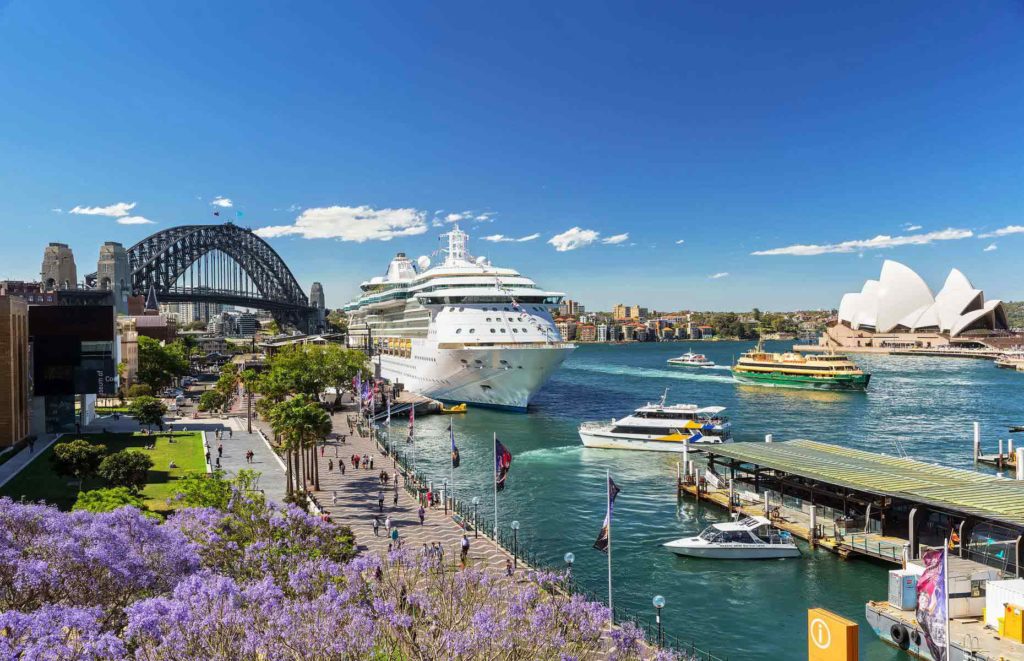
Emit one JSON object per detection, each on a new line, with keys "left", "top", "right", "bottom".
{"left": 385, "top": 341, "right": 1024, "bottom": 659}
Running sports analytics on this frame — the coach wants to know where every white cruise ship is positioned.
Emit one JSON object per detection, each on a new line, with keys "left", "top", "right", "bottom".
{"left": 344, "top": 226, "right": 575, "bottom": 410}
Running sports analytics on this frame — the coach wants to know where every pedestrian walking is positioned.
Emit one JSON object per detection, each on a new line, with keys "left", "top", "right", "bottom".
{"left": 215, "top": 457, "right": 221, "bottom": 469}
{"left": 205, "top": 450, "right": 210, "bottom": 464}
{"left": 393, "top": 487, "right": 398, "bottom": 507}
{"left": 460, "top": 534, "right": 470, "bottom": 566}
{"left": 385, "top": 515, "right": 392, "bottom": 533}
{"left": 369, "top": 455, "right": 374, "bottom": 469}
{"left": 378, "top": 489, "right": 385, "bottom": 512}
{"left": 332, "top": 490, "right": 338, "bottom": 505}
{"left": 340, "top": 461, "right": 346, "bottom": 476}
{"left": 228, "top": 428, "right": 232, "bottom": 438}
{"left": 372, "top": 516, "right": 380, "bottom": 536}
{"left": 217, "top": 443, "right": 223, "bottom": 458}
{"left": 320, "top": 445, "right": 324, "bottom": 457}
{"left": 437, "top": 543, "right": 444, "bottom": 564}
{"left": 417, "top": 505, "right": 425, "bottom": 525}
{"left": 328, "top": 459, "right": 334, "bottom": 472}
{"left": 390, "top": 526, "right": 399, "bottom": 547}
{"left": 505, "top": 559, "right": 514, "bottom": 577}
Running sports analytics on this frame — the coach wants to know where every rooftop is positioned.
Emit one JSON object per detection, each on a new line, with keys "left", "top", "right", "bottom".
{"left": 703, "top": 439, "right": 1024, "bottom": 529}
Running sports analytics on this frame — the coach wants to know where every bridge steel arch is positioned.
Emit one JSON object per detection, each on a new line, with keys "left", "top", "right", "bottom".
{"left": 125, "top": 223, "right": 316, "bottom": 330}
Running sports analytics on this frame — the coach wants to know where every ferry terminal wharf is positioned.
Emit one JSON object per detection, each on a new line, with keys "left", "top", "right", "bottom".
{"left": 679, "top": 438, "right": 1024, "bottom": 659}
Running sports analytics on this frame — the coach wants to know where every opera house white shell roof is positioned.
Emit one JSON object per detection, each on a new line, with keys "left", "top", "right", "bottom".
{"left": 837, "top": 261, "right": 1009, "bottom": 337}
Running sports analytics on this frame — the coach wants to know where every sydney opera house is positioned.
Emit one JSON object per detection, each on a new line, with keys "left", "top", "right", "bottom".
{"left": 822, "top": 260, "right": 1012, "bottom": 350}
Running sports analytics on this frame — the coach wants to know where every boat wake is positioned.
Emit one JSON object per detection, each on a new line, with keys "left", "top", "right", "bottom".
{"left": 566, "top": 363, "right": 735, "bottom": 384}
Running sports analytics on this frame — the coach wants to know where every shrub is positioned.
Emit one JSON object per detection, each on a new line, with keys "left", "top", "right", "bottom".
{"left": 125, "top": 384, "right": 153, "bottom": 399}
{"left": 73, "top": 487, "right": 157, "bottom": 518}
{"left": 50, "top": 439, "right": 107, "bottom": 489}
{"left": 97, "top": 450, "right": 154, "bottom": 492}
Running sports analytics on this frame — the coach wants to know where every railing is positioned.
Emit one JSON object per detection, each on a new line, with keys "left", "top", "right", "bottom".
{"left": 367, "top": 422, "right": 727, "bottom": 660}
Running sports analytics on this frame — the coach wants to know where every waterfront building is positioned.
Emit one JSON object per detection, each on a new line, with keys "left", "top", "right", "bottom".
{"left": 596, "top": 323, "right": 609, "bottom": 342}
{"left": 39, "top": 243, "right": 77, "bottom": 291}
{"left": 236, "top": 312, "right": 259, "bottom": 337}
{"left": 116, "top": 317, "right": 138, "bottom": 389}
{"left": 577, "top": 324, "right": 596, "bottom": 342}
{"left": 30, "top": 304, "right": 116, "bottom": 432}
{"left": 0, "top": 296, "right": 30, "bottom": 448}
{"left": 559, "top": 299, "right": 584, "bottom": 317}
{"left": 825, "top": 260, "right": 1014, "bottom": 350}
{"left": 556, "top": 320, "right": 577, "bottom": 341}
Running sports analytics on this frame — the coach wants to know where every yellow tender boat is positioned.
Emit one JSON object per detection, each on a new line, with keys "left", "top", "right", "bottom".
{"left": 441, "top": 403, "right": 468, "bottom": 414}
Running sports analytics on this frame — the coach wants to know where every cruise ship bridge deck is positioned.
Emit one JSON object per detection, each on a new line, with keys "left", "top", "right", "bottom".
{"left": 696, "top": 439, "right": 1024, "bottom": 573}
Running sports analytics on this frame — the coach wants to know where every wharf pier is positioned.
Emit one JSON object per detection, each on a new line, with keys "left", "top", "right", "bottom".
{"left": 678, "top": 439, "right": 1024, "bottom": 573}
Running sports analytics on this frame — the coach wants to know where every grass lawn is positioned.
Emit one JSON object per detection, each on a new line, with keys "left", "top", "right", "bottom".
{"left": 0, "top": 432, "right": 206, "bottom": 512}
{"left": 95, "top": 406, "right": 131, "bottom": 414}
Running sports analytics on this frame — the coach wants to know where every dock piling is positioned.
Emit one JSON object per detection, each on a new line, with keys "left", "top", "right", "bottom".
{"left": 1017, "top": 449, "right": 1024, "bottom": 480}
{"left": 974, "top": 421, "right": 981, "bottom": 462}
{"left": 809, "top": 506, "right": 817, "bottom": 545}
{"left": 999, "top": 439, "right": 1004, "bottom": 473}
{"left": 765, "top": 433, "right": 773, "bottom": 444}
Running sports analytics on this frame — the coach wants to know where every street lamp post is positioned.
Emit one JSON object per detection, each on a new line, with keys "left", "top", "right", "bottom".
{"left": 564, "top": 552, "right": 575, "bottom": 585}
{"left": 443, "top": 479, "right": 449, "bottom": 515}
{"left": 472, "top": 497, "right": 480, "bottom": 538}
{"left": 652, "top": 595, "right": 666, "bottom": 648}
{"left": 510, "top": 520, "right": 520, "bottom": 569}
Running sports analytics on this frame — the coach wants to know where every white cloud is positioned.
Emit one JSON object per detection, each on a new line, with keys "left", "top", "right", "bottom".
{"left": 445, "top": 213, "right": 464, "bottom": 223}
{"left": 979, "top": 225, "right": 1024, "bottom": 238}
{"left": 751, "top": 228, "right": 973, "bottom": 256}
{"left": 51, "top": 208, "right": 63, "bottom": 214}
{"left": 117, "top": 216, "right": 155, "bottom": 225}
{"left": 602, "top": 233, "right": 629, "bottom": 245}
{"left": 903, "top": 224, "right": 923, "bottom": 231}
{"left": 984, "top": 243, "right": 998, "bottom": 252}
{"left": 675, "top": 239, "right": 685, "bottom": 245}
{"left": 548, "top": 227, "right": 600, "bottom": 252}
{"left": 287, "top": 203, "right": 302, "bottom": 213}
{"left": 69, "top": 202, "right": 136, "bottom": 217}
{"left": 709, "top": 272, "right": 730, "bottom": 279}
{"left": 481, "top": 233, "right": 541, "bottom": 243}
{"left": 254, "top": 205, "right": 428, "bottom": 242}
{"left": 475, "top": 213, "right": 494, "bottom": 222}
{"left": 211, "top": 196, "right": 233, "bottom": 208}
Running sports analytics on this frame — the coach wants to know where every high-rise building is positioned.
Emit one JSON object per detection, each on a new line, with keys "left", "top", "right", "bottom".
{"left": 96, "top": 242, "right": 130, "bottom": 314}
{"left": 596, "top": 323, "right": 609, "bottom": 342}
{"left": 40, "top": 243, "right": 77, "bottom": 291}
{"left": 236, "top": 312, "right": 259, "bottom": 337}
{"left": 577, "top": 324, "right": 596, "bottom": 342}
{"left": 116, "top": 317, "right": 139, "bottom": 389}
{"left": 555, "top": 320, "right": 577, "bottom": 341}
{"left": 612, "top": 304, "right": 628, "bottom": 320}
{"left": 0, "top": 297, "right": 30, "bottom": 448}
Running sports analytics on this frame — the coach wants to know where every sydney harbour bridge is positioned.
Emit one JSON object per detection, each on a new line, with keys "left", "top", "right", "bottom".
{"left": 85, "top": 223, "right": 321, "bottom": 331}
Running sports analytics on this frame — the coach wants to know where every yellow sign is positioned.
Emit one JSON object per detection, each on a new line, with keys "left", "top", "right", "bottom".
{"left": 807, "top": 608, "right": 858, "bottom": 661}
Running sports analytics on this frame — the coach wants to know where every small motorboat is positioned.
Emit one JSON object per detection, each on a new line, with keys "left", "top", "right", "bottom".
{"left": 663, "top": 516, "right": 800, "bottom": 559}
{"left": 667, "top": 351, "right": 715, "bottom": 368}
{"left": 440, "top": 403, "right": 468, "bottom": 414}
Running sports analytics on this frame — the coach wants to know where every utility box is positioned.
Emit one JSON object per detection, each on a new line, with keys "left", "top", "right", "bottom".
{"left": 984, "top": 579, "right": 1024, "bottom": 630}
{"left": 889, "top": 570, "right": 919, "bottom": 610}
{"left": 1005, "top": 604, "right": 1024, "bottom": 643}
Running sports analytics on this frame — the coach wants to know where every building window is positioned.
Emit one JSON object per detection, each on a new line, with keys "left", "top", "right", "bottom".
{"left": 490, "top": 329, "right": 496, "bottom": 333}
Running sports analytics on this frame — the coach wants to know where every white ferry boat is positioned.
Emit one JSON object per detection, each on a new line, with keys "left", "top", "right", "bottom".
{"left": 663, "top": 516, "right": 800, "bottom": 559}
{"left": 667, "top": 351, "right": 715, "bottom": 368}
{"left": 578, "top": 391, "right": 731, "bottom": 451}
{"left": 343, "top": 226, "right": 575, "bottom": 410}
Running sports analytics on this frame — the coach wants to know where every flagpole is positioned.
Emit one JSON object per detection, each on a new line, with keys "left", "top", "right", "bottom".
{"left": 607, "top": 468, "right": 613, "bottom": 615}
{"left": 944, "top": 540, "right": 950, "bottom": 661}
{"left": 450, "top": 419, "right": 455, "bottom": 510}
{"left": 493, "top": 432, "right": 499, "bottom": 540}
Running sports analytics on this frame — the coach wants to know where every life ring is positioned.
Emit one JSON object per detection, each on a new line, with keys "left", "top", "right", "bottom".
{"left": 890, "top": 624, "right": 910, "bottom": 650}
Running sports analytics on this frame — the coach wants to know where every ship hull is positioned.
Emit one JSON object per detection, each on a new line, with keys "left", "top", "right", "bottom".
{"left": 732, "top": 370, "right": 870, "bottom": 391}
{"left": 375, "top": 342, "right": 575, "bottom": 410}
{"left": 579, "top": 430, "right": 729, "bottom": 451}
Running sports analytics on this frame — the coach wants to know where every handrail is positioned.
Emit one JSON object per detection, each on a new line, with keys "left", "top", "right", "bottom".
{"left": 368, "top": 424, "right": 727, "bottom": 660}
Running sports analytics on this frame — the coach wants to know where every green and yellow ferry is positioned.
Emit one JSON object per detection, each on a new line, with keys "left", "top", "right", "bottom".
{"left": 732, "top": 341, "right": 870, "bottom": 391}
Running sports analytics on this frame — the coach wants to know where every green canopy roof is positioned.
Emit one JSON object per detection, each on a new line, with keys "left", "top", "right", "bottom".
{"left": 704, "top": 439, "right": 1024, "bottom": 529}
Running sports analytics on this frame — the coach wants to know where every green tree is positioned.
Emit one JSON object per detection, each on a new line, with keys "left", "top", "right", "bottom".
{"left": 321, "top": 344, "right": 368, "bottom": 408}
{"left": 137, "top": 336, "right": 189, "bottom": 391}
{"left": 97, "top": 450, "right": 154, "bottom": 492}
{"left": 172, "top": 469, "right": 263, "bottom": 510}
{"left": 51, "top": 439, "right": 108, "bottom": 491}
{"left": 268, "top": 395, "right": 331, "bottom": 495}
{"left": 125, "top": 383, "right": 153, "bottom": 399}
{"left": 325, "top": 309, "right": 348, "bottom": 334}
{"left": 128, "top": 395, "right": 168, "bottom": 430}
{"left": 198, "top": 389, "right": 227, "bottom": 412}
{"left": 73, "top": 486, "right": 157, "bottom": 518}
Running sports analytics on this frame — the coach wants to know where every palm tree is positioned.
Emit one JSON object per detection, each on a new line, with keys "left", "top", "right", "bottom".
{"left": 268, "top": 395, "right": 330, "bottom": 497}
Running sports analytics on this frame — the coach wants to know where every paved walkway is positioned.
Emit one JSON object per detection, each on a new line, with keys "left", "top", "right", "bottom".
{"left": 174, "top": 414, "right": 287, "bottom": 505}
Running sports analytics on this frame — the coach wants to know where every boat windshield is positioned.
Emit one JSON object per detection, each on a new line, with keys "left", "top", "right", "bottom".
{"left": 698, "top": 528, "right": 757, "bottom": 544}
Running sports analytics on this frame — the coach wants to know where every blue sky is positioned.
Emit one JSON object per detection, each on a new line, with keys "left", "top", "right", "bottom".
{"left": 2, "top": 1, "right": 1023, "bottom": 311}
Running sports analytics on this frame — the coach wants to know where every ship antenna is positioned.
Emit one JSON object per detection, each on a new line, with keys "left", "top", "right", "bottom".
{"left": 660, "top": 388, "right": 668, "bottom": 407}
